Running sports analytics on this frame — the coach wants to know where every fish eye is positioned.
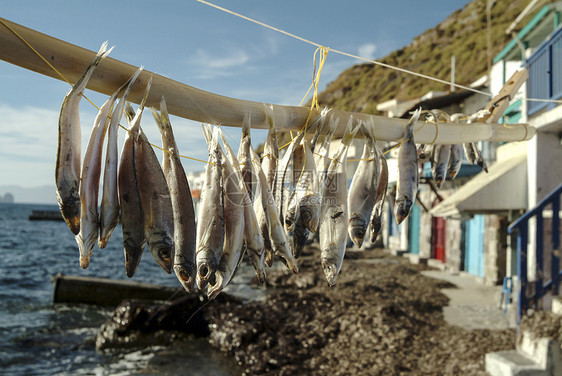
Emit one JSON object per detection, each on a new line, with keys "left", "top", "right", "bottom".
{"left": 301, "top": 210, "right": 312, "bottom": 222}
{"left": 159, "top": 248, "right": 171, "bottom": 261}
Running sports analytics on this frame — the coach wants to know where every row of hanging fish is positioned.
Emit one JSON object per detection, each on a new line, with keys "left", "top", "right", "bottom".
{"left": 55, "top": 44, "right": 190, "bottom": 287}
{"left": 55, "top": 43, "right": 489, "bottom": 293}
{"left": 418, "top": 109, "right": 489, "bottom": 190}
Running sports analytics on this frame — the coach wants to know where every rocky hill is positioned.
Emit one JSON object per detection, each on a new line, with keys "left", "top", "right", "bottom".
{"left": 317, "top": 0, "right": 550, "bottom": 115}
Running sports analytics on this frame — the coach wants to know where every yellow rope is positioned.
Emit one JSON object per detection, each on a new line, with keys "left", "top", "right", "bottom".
{"left": 0, "top": 18, "right": 213, "bottom": 165}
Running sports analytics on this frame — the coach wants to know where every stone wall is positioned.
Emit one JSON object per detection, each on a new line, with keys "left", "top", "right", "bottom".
{"left": 445, "top": 218, "right": 462, "bottom": 274}
{"left": 483, "top": 215, "right": 508, "bottom": 286}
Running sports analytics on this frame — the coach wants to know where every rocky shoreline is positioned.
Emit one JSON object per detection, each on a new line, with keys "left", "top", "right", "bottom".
{"left": 95, "top": 246, "right": 517, "bottom": 375}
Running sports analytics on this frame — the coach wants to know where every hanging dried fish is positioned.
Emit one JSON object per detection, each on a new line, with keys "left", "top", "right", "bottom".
{"left": 196, "top": 126, "right": 225, "bottom": 289}
{"left": 276, "top": 130, "right": 305, "bottom": 222}
{"left": 395, "top": 109, "right": 421, "bottom": 225}
{"left": 473, "top": 141, "right": 489, "bottom": 173}
{"left": 56, "top": 42, "right": 112, "bottom": 235}
{"left": 315, "top": 115, "right": 338, "bottom": 188}
{"left": 285, "top": 137, "right": 320, "bottom": 234}
{"left": 309, "top": 108, "right": 330, "bottom": 152}
{"left": 208, "top": 136, "right": 246, "bottom": 299}
{"left": 347, "top": 122, "right": 380, "bottom": 248}
{"left": 448, "top": 144, "right": 464, "bottom": 180}
{"left": 216, "top": 126, "right": 266, "bottom": 285}
{"left": 152, "top": 97, "right": 197, "bottom": 292}
{"left": 237, "top": 114, "right": 256, "bottom": 199}
{"left": 118, "top": 98, "right": 150, "bottom": 278}
{"left": 260, "top": 106, "right": 279, "bottom": 267}
{"left": 463, "top": 142, "right": 477, "bottom": 165}
{"left": 99, "top": 67, "right": 142, "bottom": 249}
{"left": 432, "top": 144, "right": 451, "bottom": 188}
{"left": 369, "top": 143, "right": 388, "bottom": 243}
{"left": 319, "top": 118, "right": 359, "bottom": 286}
{"left": 251, "top": 147, "right": 299, "bottom": 274}
{"left": 131, "top": 80, "right": 175, "bottom": 275}
{"left": 261, "top": 105, "right": 279, "bottom": 195}
{"left": 75, "top": 83, "right": 119, "bottom": 268}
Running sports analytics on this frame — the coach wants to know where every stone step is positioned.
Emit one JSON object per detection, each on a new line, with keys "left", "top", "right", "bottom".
{"left": 552, "top": 297, "right": 562, "bottom": 315}
{"left": 485, "top": 350, "right": 546, "bottom": 376}
{"left": 485, "top": 331, "right": 561, "bottom": 376}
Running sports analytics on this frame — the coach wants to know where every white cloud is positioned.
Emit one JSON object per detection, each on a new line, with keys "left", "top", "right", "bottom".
{"left": 358, "top": 43, "right": 377, "bottom": 60}
{"left": 189, "top": 48, "right": 249, "bottom": 70}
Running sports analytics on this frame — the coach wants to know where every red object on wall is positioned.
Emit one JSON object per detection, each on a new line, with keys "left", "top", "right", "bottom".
{"left": 431, "top": 198, "right": 446, "bottom": 263}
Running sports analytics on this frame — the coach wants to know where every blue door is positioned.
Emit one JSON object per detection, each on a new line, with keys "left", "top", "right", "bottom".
{"left": 464, "top": 215, "right": 485, "bottom": 277}
{"left": 408, "top": 204, "right": 420, "bottom": 254}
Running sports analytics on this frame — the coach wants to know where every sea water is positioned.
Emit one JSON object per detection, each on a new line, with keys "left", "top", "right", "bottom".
{"left": 0, "top": 203, "right": 244, "bottom": 375}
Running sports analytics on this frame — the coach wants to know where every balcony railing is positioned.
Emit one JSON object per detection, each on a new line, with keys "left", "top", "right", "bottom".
{"left": 527, "top": 26, "right": 562, "bottom": 116}
{"left": 508, "top": 183, "right": 562, "bottom": 328}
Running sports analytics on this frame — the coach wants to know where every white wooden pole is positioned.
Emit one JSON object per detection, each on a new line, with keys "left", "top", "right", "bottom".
{"left": 0, "top": 17, "right": 536, "bottom": 143}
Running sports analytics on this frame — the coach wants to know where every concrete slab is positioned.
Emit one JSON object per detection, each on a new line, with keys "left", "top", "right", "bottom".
{"left": 485, "top": 350, "right": 546, "bottom": 376}
{"left": 422, "top": 270, "right": 516, "bottom": 330}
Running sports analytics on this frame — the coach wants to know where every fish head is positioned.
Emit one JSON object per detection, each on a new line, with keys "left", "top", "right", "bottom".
{"left": 207, "top": 271, "right": 225, "bottom": 300}
{"left": 348, "top": 214, "right": 367, "bottom": 248}
{"left": 370, "top": 217, "right": 382, "bottom": 243}
{"left": 174, "top": 262, "right": 196, "bottom": 292}
{"left": 248, "top": 251, "right": 266, "bottom": 285}
{"left": 394, "top": 197, "right": 413, "bottom": 225}
{"left": 299, "top": 197, "right": 321, "bottom": 232}
{"left": 196, "top": 254, "right": 218, "bottom": 290}
{"left": 272, "top": 241, "right": 299, "bottom": 274}
{"left": 349, "top": 226, "right": 366, "bottom": 249}
{"left": 292, "top": 223, "right": 310, "bottom": 259}
{"left": 67, "top": 215, "right": 81, "bottom": 236}
{"left": 75, "top": 230, "right": 97, "bottom": 269}
{"left": 321, "top": 259, "right": 339, "bottom": 286}
{"left": 123, "top": 237, "right": 146, "bottom": 278}
{"left": 151, "top": 243, "right": 173, "bottom": 274}
{"left": 264, "top": 249, "right": 274, "bottom": 268}
{"left": 57, "top": 189, "right": 81, "bottom": 235}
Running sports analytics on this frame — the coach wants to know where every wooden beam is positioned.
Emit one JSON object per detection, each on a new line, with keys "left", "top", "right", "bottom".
{"left": 0, "top": 17, "right": 535, "bottom": 143}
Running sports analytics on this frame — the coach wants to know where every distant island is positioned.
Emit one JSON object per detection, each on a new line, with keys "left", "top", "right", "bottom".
{"left": 0, "top": 193, "right": 14, "bottom": 204}
{"left": 0, "top": 185, "right": 57, "bottom": 205}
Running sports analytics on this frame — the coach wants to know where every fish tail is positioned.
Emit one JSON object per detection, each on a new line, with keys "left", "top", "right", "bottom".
{"left": 404, "top": 108, "right": 422, "bottom": 138}
{"left": 138, "top": 76, "right": 152, "bottom": 112}
{"left": 96, "top": 41, "right": 114, "bottom": 60}
{"left": 123, "top": 103, "right": 135, "bottom": 126}
{"left": 116, "top": 67, "right": 143, "bottom": 99}
{"left": 211, "top": 125, "right": 220, "bottom": 153}
{"left": 201, "top": 124, "right": 213, "bottom": 147}
{"left": 242, "top": 112, "right": 251, "bottom": 137}
{"left": 340, "top": 117, "right": 359, "bottom": 147}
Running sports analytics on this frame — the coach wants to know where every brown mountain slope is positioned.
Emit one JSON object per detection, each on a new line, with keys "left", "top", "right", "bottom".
{"left": 317, "top": 0, "right": 549, "bottom": 115}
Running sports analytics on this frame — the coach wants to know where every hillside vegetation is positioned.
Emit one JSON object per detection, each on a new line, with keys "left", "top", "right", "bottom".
{"left": 317, "top": 0, "right": 550, "bottom": 115}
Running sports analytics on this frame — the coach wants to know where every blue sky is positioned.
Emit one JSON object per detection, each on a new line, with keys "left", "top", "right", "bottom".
{"left": 0, "top": 0, "right": 472, "bottom": 196}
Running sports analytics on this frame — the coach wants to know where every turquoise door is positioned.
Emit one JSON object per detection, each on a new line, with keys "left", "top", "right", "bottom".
{"left": 464, "top": 215, "right": 485, "bottom": 277}
{"left": 408, "top": 204, "right": 420, "bottom": 254}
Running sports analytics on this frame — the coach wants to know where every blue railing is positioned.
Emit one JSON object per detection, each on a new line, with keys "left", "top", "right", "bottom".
{"left": 508, "top": 183, "right": 562, "bottom": 327}
{"left": 527, "top": 25, "right": 562, "bottom": 116}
